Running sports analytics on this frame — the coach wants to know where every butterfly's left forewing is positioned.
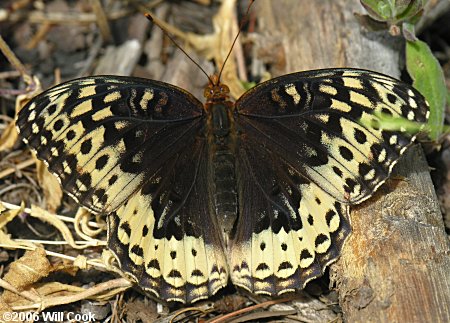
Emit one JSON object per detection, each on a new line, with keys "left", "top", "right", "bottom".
{"left": 16, "top": 76, "right": 205, "bottom": 213}
{"left": 231, "top": 68, "right": 429, "bottom": 295}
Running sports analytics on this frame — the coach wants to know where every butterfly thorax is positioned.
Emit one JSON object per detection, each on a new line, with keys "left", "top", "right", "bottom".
{"left": 204, "top": 76, "right": 238, "bottom": 246}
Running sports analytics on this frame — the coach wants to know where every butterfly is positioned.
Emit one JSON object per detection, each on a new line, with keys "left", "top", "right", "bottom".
{"left": 15, "top": 68, "right": 429, "bottom": 303}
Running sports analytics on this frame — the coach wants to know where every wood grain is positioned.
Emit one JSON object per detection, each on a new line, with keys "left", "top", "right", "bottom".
{"left": 255, "top": 0, "right": 450, "bottom": 322}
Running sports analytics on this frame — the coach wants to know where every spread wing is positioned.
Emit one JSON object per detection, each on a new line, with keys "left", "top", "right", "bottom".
{"left": 231, "top": 68, "right": 429, "bottom": 295}
{"left": 16, "top": 76, "right": 228, "bottom": 303}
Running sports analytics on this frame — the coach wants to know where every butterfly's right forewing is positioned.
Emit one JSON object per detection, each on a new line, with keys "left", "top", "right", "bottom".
{"left": 230, "top": 68, "right": 429, "bottom": 296}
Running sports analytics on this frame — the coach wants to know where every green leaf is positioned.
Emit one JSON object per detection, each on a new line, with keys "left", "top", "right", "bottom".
{"left": 360, "top": 0, "right": 427, "bottom": 28}
{"left": 406, "top": 39, "right": 446, "bottom": 140}
{"left": 360, "top": 0, "right": 394, "bottom": 21}
{"left": 396, "top": 0, "right": 426, "bottom": 22}
{"left": 359, "top": 111, "right": 425, "bottom": 135}
{"left": 241, "top": 80, "right": 257, "bottom": 91}
{"left": 402, "top": 22, "right": 417, "bottom": 41}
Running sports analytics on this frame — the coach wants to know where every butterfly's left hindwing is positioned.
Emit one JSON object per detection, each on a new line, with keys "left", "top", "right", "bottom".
{"left": 231, "top": 68, "right": 429, "bottom": 295}
{"left": 107, "top": 136, "right": 228, "bottom": 303}
{"left": 16, "top": 76, "right": 228, "bottom": 303}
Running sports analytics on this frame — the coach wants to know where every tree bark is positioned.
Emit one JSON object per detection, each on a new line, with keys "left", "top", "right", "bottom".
{"left": 255, "top": 1, "right": 450, "bottom": 322}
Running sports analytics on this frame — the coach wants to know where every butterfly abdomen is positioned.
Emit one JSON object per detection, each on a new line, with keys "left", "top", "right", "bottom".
{"left": 207, "top": 102, "right": 238, "bottom": 242}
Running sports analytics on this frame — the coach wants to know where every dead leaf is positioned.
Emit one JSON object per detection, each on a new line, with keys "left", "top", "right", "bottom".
{"left": 28, "top": 205, "right": 78, "bottom": 249}
{"left": 0, "top": 202, "right": 22, "bottom": 230}
{"left": 0, "top": 120, "right": 19, "bottom": 152}
{"left": 186, "top": 0, "right": 244, "bottom": 99}
{"left": 36, "top": 159, "right": 63, "bottom": 213}
{"left": 35, "top": 281, "right": 85, "bottom": 298}
{"left": 0, "top": 76, "right": 42, "bottom": 153}
{"left": 0, "top": 248, "right": 52, "bottom": 307}
{"left": 123, "top": 299, "right": 158, "bottom": 322}
{"left": 2, "top": 248, "right": 51, "bottom": 290}
{"left": 0, "top": 300, "right": 14, "bottom": 321}
{"left": 0, "top": 203, "right": 36, "bottom": 250}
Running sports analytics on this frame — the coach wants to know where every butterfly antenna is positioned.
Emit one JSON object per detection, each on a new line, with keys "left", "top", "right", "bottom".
{"left": 217, "top": 0, "right": 255, "bottom": 84}
{"left": 145, "top": 13, "right": 214, "bottom": 85}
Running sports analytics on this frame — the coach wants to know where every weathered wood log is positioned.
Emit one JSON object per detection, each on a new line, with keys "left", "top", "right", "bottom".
{"left": 255, "top": 0, "right": 450, "bottom": 322}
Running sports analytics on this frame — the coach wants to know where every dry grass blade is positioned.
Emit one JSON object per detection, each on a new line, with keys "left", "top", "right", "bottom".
{"left": 74, "top": 208, "right": 105, "bottom": 240}
{"left": 0, "top": 277, "right": 40, "bottom": 303}
{"left": 90, "top": 0, "right": 113, "bottom": 43}
{"left": 0, "top": 247, "right": 132, "bottom": 313}
{"left": 7, "top": 278, "right": 133, "bottom": 312}
{"left": 169, "top": 306, "right": 210, "bottom": 323}
{"left": 0, "top": 35, "right": 28, "bottom": 76}
{"left": 0, "top": 158, "right": 35, "bottom": 181}
{"left": 1, "top": 201, "right": 106, "bottom": 248}
{"left": 4, "top": 8, "right": 133, "bottom": 24}
{"left": 227, "top": 309, "right": 298, "bottom": 323}
{"left": 35, "top": 160, "right": 63, "bottom": 213}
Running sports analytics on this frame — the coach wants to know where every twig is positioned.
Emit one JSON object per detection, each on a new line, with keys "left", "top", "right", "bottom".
{"left": 10, "top": 278, "right": 133, "bottom": 311}
{"left": 0, "top": 278, "right": 40, "bottom": 303}
{"left": 0, "top": 71, "right": 21, "bottom": 79}
{"left": 0, "top": 201, "right": 102, "bottom": 229}
{"left": 0, "top": 34, "right": 36, "bottom": 91}
{"left": 0, "top": 243, "right": 106, "bottom": 267}
{"left": 25, "top": 22, "right": 52, "bottom": 50}
{"left": 0, "top": 158, "right": 35, "bottom": 180}
{"left": 91, "top": 0, "right": 113, "bottom": 43}
{"left": 4, "top": 8, "right": 133, "bottom": 24}
{"left": 207, "top": 297, "right": 297, "bottom": 323}
{"left": 0, "top": 35, "right": 28, "bottom": 76}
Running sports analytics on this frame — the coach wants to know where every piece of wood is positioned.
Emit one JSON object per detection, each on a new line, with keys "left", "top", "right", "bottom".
{"left": 335, "top": 145, "right": 450, "bottom": 322}
{"left": 94, "top": 39, "right": 142, "bottom": 76}
{"left": 255, "top": 0, "right": 450, "bottom": 322}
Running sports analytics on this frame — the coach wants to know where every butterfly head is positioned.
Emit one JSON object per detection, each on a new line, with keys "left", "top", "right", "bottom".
{"left": 204, "top": 74, "right": 230, "bottom": 102}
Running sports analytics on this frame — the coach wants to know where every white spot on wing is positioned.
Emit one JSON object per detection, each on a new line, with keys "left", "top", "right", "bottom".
{"left": 319, "top": 84, "right": 338, "bottom": 95}
{"left": 389, "top": 135, "right": 398, "bottom": 145}
{"left": 378, "top": 148, "right": 386, "bottom": 163}
{"left": 285, "top": 83, "right": 301, "bottom": 104}
{"left": 409, "top": 97, "right": 418, "bottom": 109}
